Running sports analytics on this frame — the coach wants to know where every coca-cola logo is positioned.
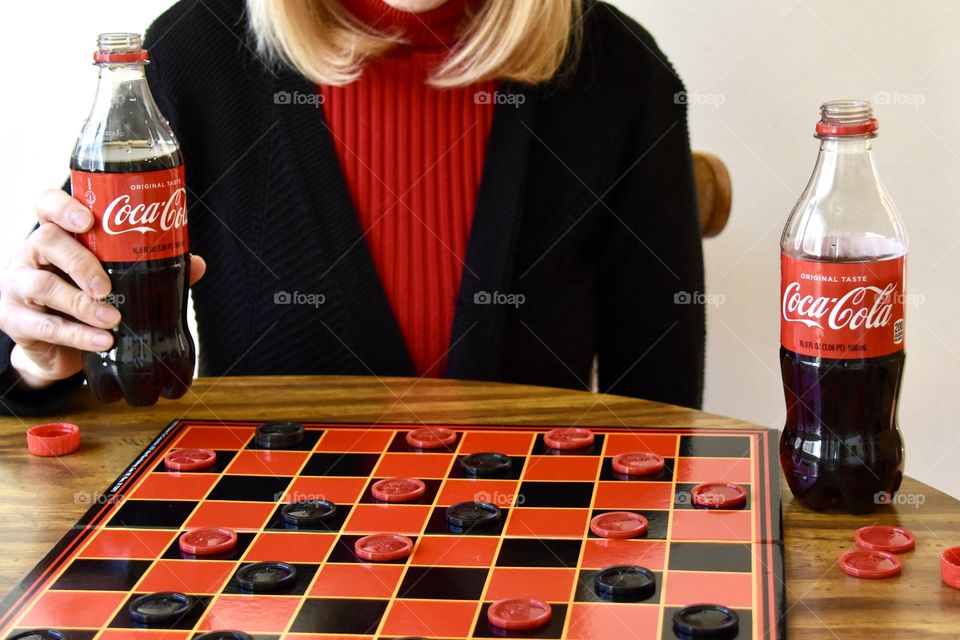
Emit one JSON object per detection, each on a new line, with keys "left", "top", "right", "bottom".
{"left": 102, "top": 188, "right": 187, "bottom": 236}
{"left": 782, "top": 281, "right": 896, "bottom": 331}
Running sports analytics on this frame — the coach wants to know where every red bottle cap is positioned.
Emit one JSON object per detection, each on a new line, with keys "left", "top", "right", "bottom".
{"left": 941, "top": 546, "right": 960, "bottom": 590}
{"left": 405, "top": 427, "right": 456, "bottom": 449}
{"left": 371, "top": 477, "right": 426, "bottom": 503}
{"left": 93, "top": 50, "right": 149, "bottom": 63}
{"left": 612, "top": 451, "right": 665, "bottom": 476}
{"left": 179, "top": 527, "right": 238, "bottom": 556}
{"left": 487, "top": 598, "right": 552, "bottom": 630}
{"left": 590, "top": 511, "right": 649, "bottom": 539}
{"left": 27, "top": 423, "right": 80, "bottom": 457}
{"left": 855, "top": 525, "right": 916, "bottom": 554}
{"left": 543, "top": 427, "right": 595, "bottom": 450}
{"left": 839, "top": 549, "right": 902, "bottom": 579}
{"left": 691, "top": 482, "right": 747, "bottom": 509}
{"left": 354, "top": 533, "right": 414, "bottom": 562}
{"left": 164, "top": 448, "right": 217, "bottom": 471}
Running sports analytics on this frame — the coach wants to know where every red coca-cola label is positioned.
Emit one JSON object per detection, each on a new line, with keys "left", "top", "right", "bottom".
{"left": 781, "top": 253, "right": 905, "bottom": 359}
{"left": 70, "top": 167, "right": 188, "bottom": 262}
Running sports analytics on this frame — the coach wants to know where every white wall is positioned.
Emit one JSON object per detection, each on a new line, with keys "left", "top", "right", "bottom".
{"left": 2, "top": 1, "right": 958, "bottom": 498}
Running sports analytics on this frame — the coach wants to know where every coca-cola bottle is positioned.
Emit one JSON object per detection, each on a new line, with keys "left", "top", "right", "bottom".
{"left": 779, "top": 100, "right": 908, "bottom": 513}
{"left": 70, "top": 33, "right": 194, "bottom": 406}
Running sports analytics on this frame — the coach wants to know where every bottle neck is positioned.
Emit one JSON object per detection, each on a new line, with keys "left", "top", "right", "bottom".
{"left": 811, "top": 137, "right": 882, "bottom": 195}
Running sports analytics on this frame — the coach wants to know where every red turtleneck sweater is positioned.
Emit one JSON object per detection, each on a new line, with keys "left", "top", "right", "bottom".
{"left": 320, "top": 0, "right": 496, "bottom": 377}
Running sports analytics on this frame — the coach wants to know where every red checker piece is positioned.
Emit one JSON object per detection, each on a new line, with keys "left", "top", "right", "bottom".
{"left": 165, "top": 448, "right": 217, "bottom": 471}
{"left": 544, "top": 427, "right": 594, "bottom": 450}
{"left": 612, "top": 451, "right": 665, "bottom": 476}
{"left": 27, "top": 422, "right": 80, "bottom": 457}
{"left": 179, "top": 527, "right": 238, "bottom": 556}
{"left": 691, "top": 482, "right": 747, "bottom": 509}
{"left": 855, "top": 525, "right": 916, "bottom": 554}
{"left": 487, "top": 598, "right": 552, "bottom": 631}
{"left": 590, "top": 511, "right": 649, "bottom": 539}
{"left": 355, "top": 533, "right": 414, "bottom": 562}
{"left": 371, "top": 477, "right": 426, "bottom": 503}
{"left": 839, "top": 549, "right": 902, "bottom": 579}
{"left": 941, "top": 546, "right": 960, "bottom": 590}
{"left": 406, "top": 427, "right": 456, "bottom": 449}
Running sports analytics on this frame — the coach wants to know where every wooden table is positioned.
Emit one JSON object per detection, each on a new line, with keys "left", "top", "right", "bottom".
{"left": 0, "top": 375, "right": 957, "bottom": 637}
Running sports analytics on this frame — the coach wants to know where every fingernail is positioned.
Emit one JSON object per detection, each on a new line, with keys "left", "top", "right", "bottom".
{"left": 92, "top": 333, "right": 113, "bottom": 349}
{"left": 70, "top": 208, "right": 90, "bottom": 230}
{"left": 97, "top": 305, "right": 121, "bottom": 326}
{"left": 90, "top": 276, "right": 110, "bottom": 298}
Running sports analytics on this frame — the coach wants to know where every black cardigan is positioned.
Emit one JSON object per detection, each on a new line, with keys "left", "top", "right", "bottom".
{"left": 0, "top": 0, "right": 705, "bottom": 415}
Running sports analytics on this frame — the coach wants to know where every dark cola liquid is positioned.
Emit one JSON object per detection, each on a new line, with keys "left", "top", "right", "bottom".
{"left": 779, "top": 346, "right": 904, "bottom": 513}
{"left": 71, "top": 151, "right": 194, "bottom": 406}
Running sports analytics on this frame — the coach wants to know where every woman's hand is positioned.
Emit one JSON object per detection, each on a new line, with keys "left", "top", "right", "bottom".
{"left": 0, "top": 189, "right": 205, "bottom": 390}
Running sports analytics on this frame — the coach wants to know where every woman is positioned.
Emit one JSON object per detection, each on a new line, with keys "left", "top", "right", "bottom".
{"left": 0, "top": 0, "right": 704, "bottom": 415}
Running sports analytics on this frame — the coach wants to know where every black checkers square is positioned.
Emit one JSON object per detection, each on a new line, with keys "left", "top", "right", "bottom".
{"left": 264, "top": 502, "right": 351, "bottom": 532}
{"left": 423, "top": 506, "right": 509, "bottom": 536}
{"left": 326, "top": 535, "right": 417, "bottom": 564}
{"left": 516, "top": 481, "right": 594, "bottom": 508}
{"left": 301, "top": 453, "right": 381, "bottom": 477}
{"left": 290, "top": 598, "right": 388, "bottom": 634}
{"left": 108, "top": 500, "right": 196, "bottom": 529}
{"left": 359, "top": 478, "right": 442, "bottom": 505}
{"left": 669, "top": 543, "right": 753, "bottom": 573}
{"left": 108, "top": 594, "right": 211, "bottom": 630}
{"left": 153, "top": 450, "right": 237, "bottom": 474}
{"left": 675, "top": 483, "right": 751, "bottom": 511}
{"left": 206, "top": 475, "right": 292, "bottom": 502}
{"left": 161, "top": 532, "right": 257, "bottom": 560}
{"left": 679, "top": 435, "right": 751, "bottom": 458}
{"left": 388, "top": 429, "right": 462, "bottom": 453}
{"left": 531, "top": 433, "right": 605, "bottom": 456}
{"left": 51, "top": 559, "right": 151, "bottom": 591}
{"left": 397, "top": 567, "right": 488, "bottom": 600}
{"left": 599, "top": 456, "right": 675, "bottom": 482}
{"left": 662, "top": 606, "right": 752, "bottom": 640}
{"left": 448, "top": 455, "right": 525, "bottom": 480}
{"left": 220, "top": 562, "right": 319, "bottom": 595}
{"left": 574, "top": 568, "right": 662, "bottom": 604}
{"left": 496, "top": 538, "right": 581, "bottom": 568}
{"left": 245, "top": 427, "right": 323, "bottom": 451}
{"left": 588, "top": 509, "right": 669, "bottom": 540}
{"left": 473, "top": 602, "right": 567, "bottom": 639}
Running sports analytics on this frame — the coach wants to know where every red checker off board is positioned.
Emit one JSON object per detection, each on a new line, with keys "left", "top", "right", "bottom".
{"left": 0, "top": 420, "right": 785, "bottom": 639}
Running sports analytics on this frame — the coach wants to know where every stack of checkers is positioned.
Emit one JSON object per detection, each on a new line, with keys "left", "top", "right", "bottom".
{"left": 839, "top": 524, "right": 917, "bottom": 579}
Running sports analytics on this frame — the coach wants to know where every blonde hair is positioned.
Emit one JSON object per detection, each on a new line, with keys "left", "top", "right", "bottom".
{"left": 246, "top": 0, "right": 581, "bottom": 87}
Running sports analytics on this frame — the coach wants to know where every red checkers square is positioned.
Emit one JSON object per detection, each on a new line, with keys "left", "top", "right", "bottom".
{"left": 79, "top": 529, "right": 177, "bottom": 559}
{"left": 310, "top": 563, "right": 404, "bottom": 598}
{"left": 486, "top": 568, "right": 576, "bottom": 601}
{"left": 581, "top": 539, "right": 667, "bottom": 570}
{"left": 605, "top": 433, "right": 678, "bottom": 457}
{"left": 410, "top": 535, "right": 500, "bottom": 567}
{"left": 524, "top": 455, "right": 600, "bottom": 481}
{"left": 315, "top": 428, "right": 393, "bottom": 452}
{"left": 671, "top": 510, "right": 753, "bottom": 541}
{"left": 137, "top": 559, "right": 234, "bottom": 594}
{"left": 374, "top": 453, "right": 454, "bottom": 478}
{"left": 173, "top": 426, "right": 254, "bottom": 449}
{"left": 436, "top": 479, "right": 519, "bottom": 506}
{"left": 185, "top": 501, "right": 275, "bottom": 531}
{"left": 379, "top": 599, "right": 479, "bottom": 638}
{"left": 566, "top": 602, "right": 660, "bottom": 640}
{"left": 594, "top": 482, "right": 673, "bottom": 509}
{"left": 344, "top": 504, "right": 431, "bottom": 534}
{"left": 284, "top": 476, "right": 368, "bottom": 504}
{"left": 226, "top": 450, "right": 310, "bottom": 476}
{"left": 675, "top": 457, "right": 752, "bottom": 484}
{"left": 244, "top": 532, "right": 335, "bottom": 563}
{"left": 459, "top": 431, "right": 534, "bottom": 455}
{"left": 131, "top": 472, "right": 218, "bottom": 500}
{"left": 19, "top": 590, "right": 127, "bottom": 628}
{"left": 198, "top": 594, "right": 301, "bottom": 632}
{"left": 99, "top": 631, "right": 191, "bottom": 640}
{"left": 664, "top": 571, "right": 753, "bottom": 607}
{"left": 506, "top": 508, "right": 589, "bottom": 538}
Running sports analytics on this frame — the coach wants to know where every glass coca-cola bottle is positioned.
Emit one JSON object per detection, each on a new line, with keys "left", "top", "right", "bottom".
{"left": 779, "top": 100, "right": 908, "bottom": 513}
{"left": 70, "top": 33, "right": 194, "bottom": 406}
